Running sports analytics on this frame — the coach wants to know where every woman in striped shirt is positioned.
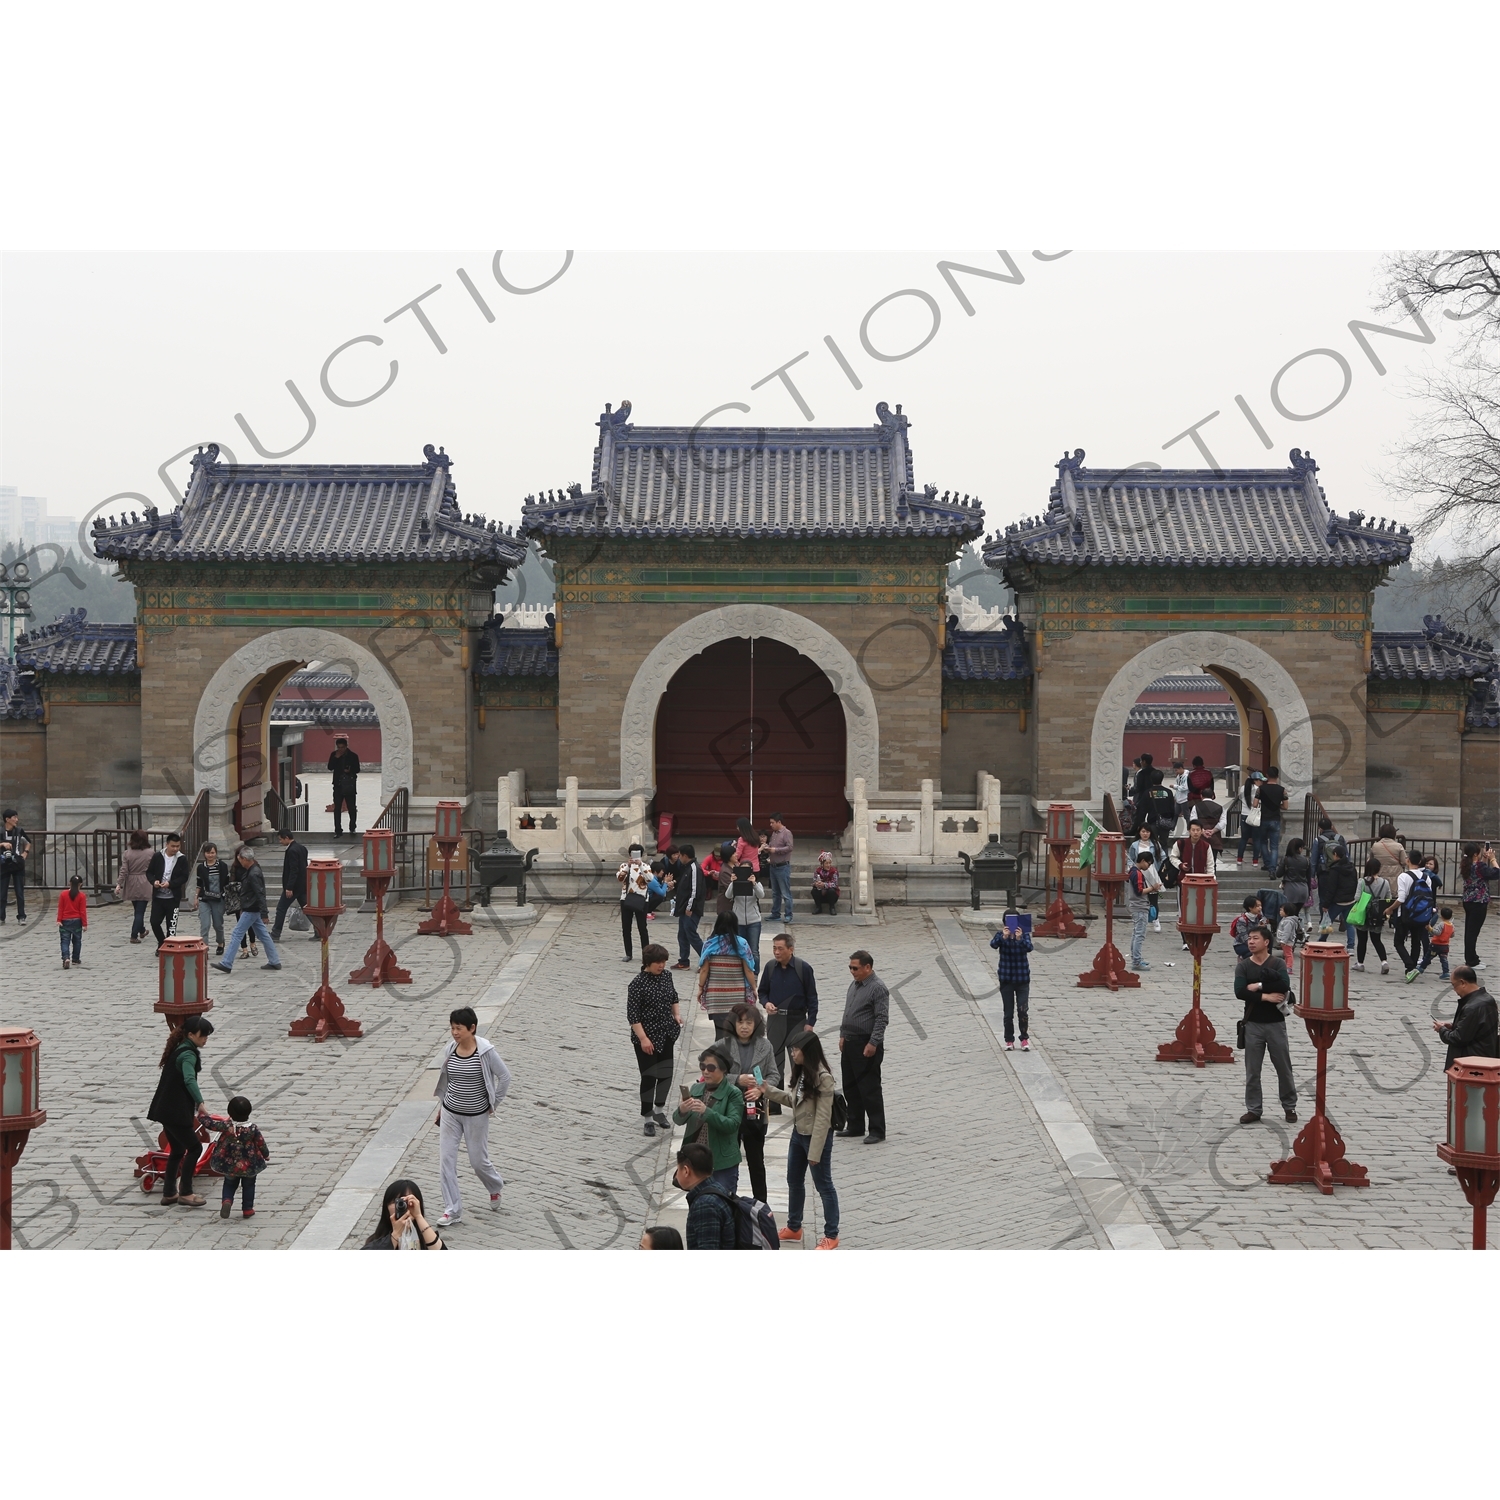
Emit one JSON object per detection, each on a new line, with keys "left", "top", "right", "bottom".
{"left": 695, "top": 912, "right": 759, "bottom": 1039}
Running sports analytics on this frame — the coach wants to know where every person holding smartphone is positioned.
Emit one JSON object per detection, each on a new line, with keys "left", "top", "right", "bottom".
{"left": 362, "top": 1179, "right": 445, "bottom": 1249}
{"left": 1234, "top": 925, "right": 1297, "bottom": 1126}
{"left": 1461, "top": 841, "right": 1500, "bottom": 969}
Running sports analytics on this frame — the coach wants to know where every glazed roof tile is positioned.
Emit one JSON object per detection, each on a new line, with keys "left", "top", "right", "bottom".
{"left": 0, "top": 655, "right": 43, "bottom": 720}
{"left": 942, "top": 620, "right": 1030, "bottom": 680}
{"left": 92, "top": 445, "right": 527, "bottom": 568}
{"left": 269, "top": 700, "right": 379, "bottom": 727}
{"left": 14, "top": 609, "right": 137, "bottom": 675}
{"left": 987, "top": 449, "right": 1412, "bottom": 571}
{"left": 1126, "top": 704, "right": 1240, "bottom": 731}
{"left": 476, "top": 620, "right": 558, "bottom": 677}
{"left": 521, "top": 402, "right": 984, "bottom": 541}
{"left": 1369, "top": 616, "right": 1497, "bottom": 681}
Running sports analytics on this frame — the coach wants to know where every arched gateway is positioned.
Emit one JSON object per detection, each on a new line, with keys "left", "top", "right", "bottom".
{"left": 521, "top": 402, "right": 983, "bottom": 826}
{"left": 984, "top": 448, "right": 1416, "bottom": 823}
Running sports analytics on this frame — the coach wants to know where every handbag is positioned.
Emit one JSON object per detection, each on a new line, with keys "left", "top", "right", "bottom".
{"left": 1235, "top": 1018, "right": 1247, "bottom": 1050}
{"left": 1243, "top": 802, "right": 1262, "bottom": 828}
{"left": 1347, "top": 889, "right": 1372, "bottom": 928}
{"left": 623, "top": 889, "right": 648, "bottom": 912}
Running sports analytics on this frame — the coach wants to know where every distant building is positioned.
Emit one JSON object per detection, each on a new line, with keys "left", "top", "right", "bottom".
{"left": 0, "top": 485, "right": 76, "bottom": 549}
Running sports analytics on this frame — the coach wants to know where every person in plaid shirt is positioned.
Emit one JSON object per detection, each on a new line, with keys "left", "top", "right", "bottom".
{"left": 989, "top": 912, "right": 1033, "bottom": 1050}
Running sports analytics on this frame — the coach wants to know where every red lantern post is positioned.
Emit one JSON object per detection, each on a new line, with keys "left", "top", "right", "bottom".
{"left": 1268, "top": 941, "right": 1369, "bottom": 1194}
{"left": 290, "top": 858, "right": 364, "bottom": 1041}
{"left": 1157, "top": 875, "right": 1234, "bottom": 1066}
{"left": 1034, "top": 802, "right": 1086, "bottom": 939}
{"left": 154, "top": 936, "right": 214, "bottom": 1028}
{"left": 349, "top": 829, "right": 411, "bottom": 987}
{"left": 1078, "top": 832, "right": 1138, "bottom": 990}
{"left": 418, "top": 800, "right": 472, "bottom": 937}
{"left": 0, "top": 1029, "right": 45, "bottom": 1250}
{"left": 1437, "top": 1055, "right": 1500, "bottom": 1250}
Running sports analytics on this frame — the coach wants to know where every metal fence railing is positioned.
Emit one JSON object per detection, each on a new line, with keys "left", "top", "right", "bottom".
{"left": 1014, "top": 829, "right": 1095, "bottom": 916}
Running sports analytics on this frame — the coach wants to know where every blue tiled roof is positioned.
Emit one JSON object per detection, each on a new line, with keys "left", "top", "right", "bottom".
{"left": 1126, "top": 704, "right": 1240, "bottom": 731}
{"left": 1469, "top": 676, "right": 1500, "bottom": 730}
{"left": 269, "top": 700, "right": 379, "bottom": 728}
{"left": 942, "top": 619, "right": 1030, "bottom": 680}
{"left": 93, "top": 445, "right": 527, "bottom": 568}
{"left": 476, "top": 619, "right": 558, "bottom": 677}
{"left": 1370, "top": 616, "right": 1496, "bottom": 681}
{"left": 988, "top": 449, "right": 1412, "bottom": 571}
{"left": 521, "top": 401, "right": 985, "bottom": 541}
{"left": 14, "top": 609, "right": 137, "bottom": 675}
{"left": 0, "top": 655, "right": 43, "bottom": 720}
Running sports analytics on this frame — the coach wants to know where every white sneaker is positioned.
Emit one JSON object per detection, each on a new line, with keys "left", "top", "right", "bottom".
{"left": 489, "top": 1194, "right": 502, "bottom": 1212}
{"left": 1152, "top": 920, "right": 1161, "bottom": 932}
{"left": 1380, "top": 961, "right": 1389, "bottom": 975}
{"left": 1352, "top": 962, "right": 1364, "bottom": 971}
{"left": 437, "top": 1211, "right": 462, "bottom": 1226}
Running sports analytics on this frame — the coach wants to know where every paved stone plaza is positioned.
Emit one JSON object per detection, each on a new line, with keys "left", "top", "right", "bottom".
{"left": 1, "top": 895, "right": 1492, "bottom": 1250}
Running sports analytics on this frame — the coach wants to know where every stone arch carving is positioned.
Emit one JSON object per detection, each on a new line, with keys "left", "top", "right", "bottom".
{"left": 193, "top": 629, "right": 414, "bottom": 806}
{"left": 1090, "top": 631, "right": 1314, "bottom": 802}
{"left": 620, "top": 605, "right": 881, "bottom": 796}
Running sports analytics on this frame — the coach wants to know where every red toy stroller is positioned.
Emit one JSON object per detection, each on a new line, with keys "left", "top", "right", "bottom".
{"left": 134, "top": 1113, "right": 230, "bottom": 1193}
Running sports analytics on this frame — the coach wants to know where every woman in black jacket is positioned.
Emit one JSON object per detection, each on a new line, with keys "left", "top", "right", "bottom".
{"left": 1277, "top": 838, "right": 1312, "bottom": 915}
{"left": 1319, "top": 844, "right": 1360, "bottom": 950}
{"left": 627, "top": 943, "right": 682, "bottom": 1137}
{"left": 148, "top": 1017, "right": 216, "bottom": 1205}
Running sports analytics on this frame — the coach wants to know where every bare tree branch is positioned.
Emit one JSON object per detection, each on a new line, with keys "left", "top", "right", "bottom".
{"left": 1378, "top": 252, "right": 1500, "bottom": 631}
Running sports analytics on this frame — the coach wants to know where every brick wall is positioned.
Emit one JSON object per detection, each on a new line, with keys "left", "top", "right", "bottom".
{"left": 1461, "top": 731, "right": 1499, "bottom": 837}
{"left": 46, "top": 703, "right": 142, "bottom": 800}
{"left": 472, "top": 707, "right": 559, "bottom": 813}
{"left": 557, "top": 601, "right": 942, "bottom": 795}
{"left": 0, "top": 720, "right": 47, "bottom": 826}
{"left": 140, "top": 624, "right": 470, "bottom": 802}
{"left": 941, "top": 712, "right": 1031, "bottom": 800}
{"left": 1366, "top": 710, "right": 1464, "bottom": 807}
{"left": 1032, "top": 630, "right": 1370, "bottom": 802}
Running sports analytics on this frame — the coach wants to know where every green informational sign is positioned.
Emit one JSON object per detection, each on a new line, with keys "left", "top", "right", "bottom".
{"left": 1077, "top": 811, "right": 1103, "bottom": 868}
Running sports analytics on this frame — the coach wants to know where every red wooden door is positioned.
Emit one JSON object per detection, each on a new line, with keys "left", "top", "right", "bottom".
{"left": 236, "top": 684, "right": 265, "bottom": 838}
{"left": 654, "top": 638, "right": 847, "bottom": 839}
{"left": 1246, "top": 709, "right": 1266, "bottom": 773}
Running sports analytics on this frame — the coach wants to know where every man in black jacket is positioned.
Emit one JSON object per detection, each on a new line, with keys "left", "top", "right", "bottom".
{"left": 759, "top": 932, "right": 819, "bottom": 1104}
{"left": 670, "top": 844, "right": 705, "bottom": 970}
{"left": 146, "top": 833, "right": 192, "bottom": 951}
{"left": 1434, "top": 968, "right": 1499, "bottom": 1069}
{"left": 0, "top": 808, "right": 30, "bottom": 922}
{"left": 1235, "top": 924, "right": 1298, "bottom": 1125}
{"left": 270, "top": 827, "right": 310, "bottom": 942}
{"left": 328, "top": 734, "right": 360, "bottom": 836}
{"left": 211, "top": 848, "right": 282, "bottom": 973}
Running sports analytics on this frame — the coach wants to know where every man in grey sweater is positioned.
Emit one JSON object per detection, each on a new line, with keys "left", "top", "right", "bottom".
{"left": 839, "top": 949, "right": 889, "bottom": 1143}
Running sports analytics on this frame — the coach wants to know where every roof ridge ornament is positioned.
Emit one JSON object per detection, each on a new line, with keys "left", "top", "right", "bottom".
{"left": 875, "top": 400, "right": 909, "bottom": 434}
{"left": 422, "top": 443, "right": 452, "bottom": 467}
{"left": 1288, "top": 448, "right": 1318, "bottom": 475}
{"left": 191, "top": 444, "right": 221, "bottom": 470}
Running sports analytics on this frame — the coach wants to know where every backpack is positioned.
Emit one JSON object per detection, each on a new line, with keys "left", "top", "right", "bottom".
{"left": 705, "top": 1183, "right": 780, "bottom": 1250}
{"left": 1402, "top": 871, "right": 1436, "bottom": 926}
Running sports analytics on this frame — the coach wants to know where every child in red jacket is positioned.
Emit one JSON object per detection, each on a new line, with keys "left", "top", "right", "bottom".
{"left": 57, "top": 874, "right": 87, "bottom": 968}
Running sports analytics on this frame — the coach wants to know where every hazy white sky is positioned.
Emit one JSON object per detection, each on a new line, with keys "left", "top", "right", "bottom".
{"left": 0, "top": 251, "right": 1461, "bottom": 550}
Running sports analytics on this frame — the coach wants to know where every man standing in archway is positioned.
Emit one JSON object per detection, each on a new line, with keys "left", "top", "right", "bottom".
{"left": 765, "top": 813, "right": 794, "bottom": 925}
{"left": 329, "top": 733, "right": 360, "bottom": 837}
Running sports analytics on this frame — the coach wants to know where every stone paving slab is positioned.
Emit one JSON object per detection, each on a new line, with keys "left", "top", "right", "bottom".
{"left": 369, "top": 905, "right": 1099, "bottom": 1250}
{"left": 0, "top": 898, "right": 530, "bottom": 1248}
{"left": 956, "top": 910, "right": 1497, "bottom": 1250}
